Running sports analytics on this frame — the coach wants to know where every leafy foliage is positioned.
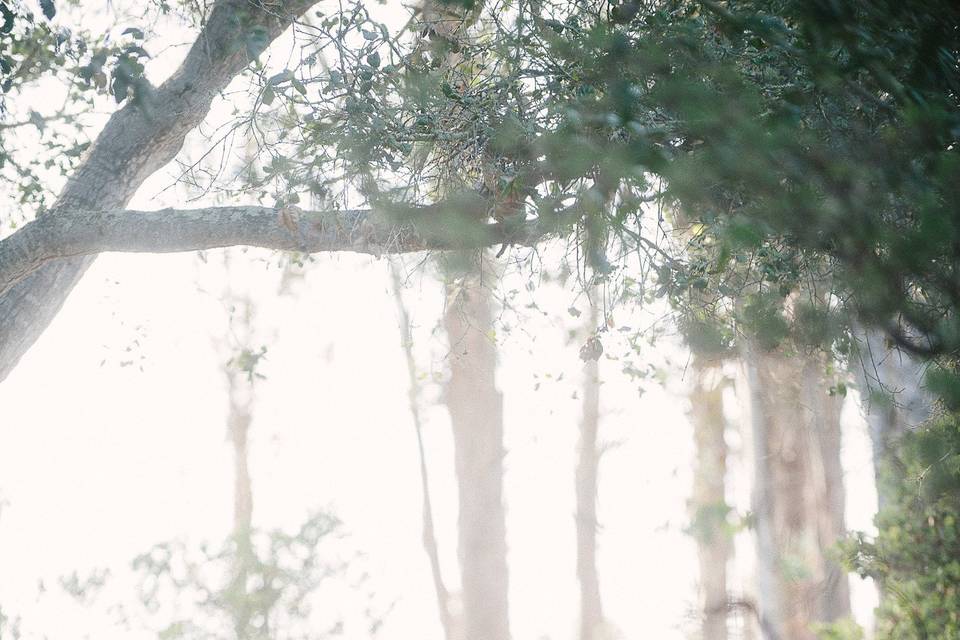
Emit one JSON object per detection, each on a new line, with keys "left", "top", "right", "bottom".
{"left": 842, "top": 413, "right": 960, "bottom": 639}
{"left": 130, "top": 511, "right": 382, "bottom": 640}
{"left": 0, "top": 1, "right": 165, "bottom": 219}
{"left": 2, "top": 0, "right": 960, "bottom": 633}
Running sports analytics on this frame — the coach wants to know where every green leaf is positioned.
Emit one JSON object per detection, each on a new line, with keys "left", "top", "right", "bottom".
{"left": 441, "top": 82, "right": 461, "bottom": 100}
{"left": 111, "top": 74, "right": 128, "bottom": 103}
{"left": 124, "top": 44, "right": 150, "bottom": 59}
{"left": 262, "top": 85, "right": 275, "bottom": 105}
{"left": 1, "top": 3, "right": 14, "bottom": 34}
{"left": 40, "top": 0, "right": 55, "bottom": 20}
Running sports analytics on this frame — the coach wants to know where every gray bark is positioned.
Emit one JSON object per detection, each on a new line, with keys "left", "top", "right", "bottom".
{"left": 443, "top": 257, "right": 510, "bottom": 640}
{"left": 0, "top": 0, "right": 318, "bottom": 382}
{"left": 744, "top": 345, "right": 850, "bottom": 640}
{"left": 576, "top": 296, "right": 604, "bottom": 640}
{"left": 689, "top": 357, "right": 730, "bottom": 640}
{"left": 0, "top": 203, "right": 555, "bottom": 298}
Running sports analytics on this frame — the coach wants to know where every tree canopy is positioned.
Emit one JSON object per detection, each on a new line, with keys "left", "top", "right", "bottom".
{"left": 1, "top": 0, "right": 957, "bottom": 368}
{"left": 1, "top": 2, "right": 959, "bottom": 634}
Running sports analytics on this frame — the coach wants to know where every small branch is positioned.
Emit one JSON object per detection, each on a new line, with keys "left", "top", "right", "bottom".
{"left": 0, "top": 110, "right": 76, "bottom": 131}
{"left": 389, "top": 260, "right": 456, "bottom": 640}
{"left": 0, "top": 203, "right": 569, "bottom": 297}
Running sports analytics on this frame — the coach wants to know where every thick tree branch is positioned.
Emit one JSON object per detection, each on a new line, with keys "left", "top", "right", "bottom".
{"left": 0, "top": 0, "right": 319, "bottom": 382}
{"left": 0, "top": 204, "right": 564, "bottom": 297}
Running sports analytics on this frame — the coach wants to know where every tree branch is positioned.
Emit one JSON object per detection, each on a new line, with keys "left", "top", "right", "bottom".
{"left": 0, "top": 0, "right": 320, "bottom": 383}
{"left": 0, "top": 204, "right": 566, "bottom": 297}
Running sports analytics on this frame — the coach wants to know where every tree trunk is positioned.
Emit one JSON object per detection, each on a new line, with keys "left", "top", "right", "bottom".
{"left": 0, "top": 0, "right": 317, "bottom": 383}
{"left": 576, "top": 297, "right": 604, "bottom": 640}
{"left": 221, "top": 278, "right": 258, "bottom": 640}
{"left": 443, "top": 256, "right": 510, "bottom": 640}
{"left": 744, "top": 344, "right": 850, "bottom": 640}
{"left": 852, "top": 327, "right": 932, "bottom": 509}
{"left": 689, "top": 357, "right": 730, "bottom": 640}
{"left": 226, "top": 338, "right": 256, "bottom": 640}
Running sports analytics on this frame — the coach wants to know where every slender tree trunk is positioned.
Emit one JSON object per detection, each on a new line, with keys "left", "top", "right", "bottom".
{"left": 390, "top": 262, "right": 459, "bottom": 640}
{"left": 226, "top": 343, "right": 256, "bottom": 640}
{"left": 744, "top": 345, "right": 850, "bottom": 640}
{"left": 229, "top": 350, "right": 255, "bottom": 539}
{"left": 689, "top": 356, "right": 730, "bottom": 640}
{"left": 576, "top": 296, "right": 604, "bottom": 640}
{"left": 443, "top": 256, "right": 510, "bottom": 640}
{"left": 222, "top": 286, "right": 257, "bottom": 640}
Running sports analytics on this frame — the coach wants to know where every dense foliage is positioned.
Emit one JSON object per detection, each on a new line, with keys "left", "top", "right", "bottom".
{"left": 194, "top": 0, "right": 958, "bottom": 365}
{"left": 843, "top": 414, "right": 960, "bottom": 639}
{"left": 1, "top": 0, "right": 959, "bottom": 636}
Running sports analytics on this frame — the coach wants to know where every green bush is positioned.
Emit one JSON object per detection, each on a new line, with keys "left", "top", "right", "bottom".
{"left": 843, "top": 414, "right": 960, "bottom": 639}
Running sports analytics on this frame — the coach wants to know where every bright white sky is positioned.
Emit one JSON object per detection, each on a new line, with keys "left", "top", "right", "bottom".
{"left": 0, "top": 2, "right": 880, "bottom": 639}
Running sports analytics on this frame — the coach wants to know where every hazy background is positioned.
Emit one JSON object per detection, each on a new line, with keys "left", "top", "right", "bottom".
{"left": 0, "top": 2, "right": 883, "bottom": 638}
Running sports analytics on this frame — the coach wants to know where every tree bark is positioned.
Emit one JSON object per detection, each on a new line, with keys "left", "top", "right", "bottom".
{"left": 0, "top": 203, "right": 556, "bottom": 297}
{"left": 576, "top": 296, "right": 604, "bottom": 640}
{"left": 744, "top": 345, "right": 850, "bottom": 640}
{"left": 689, "top": 356, "right": 730, "bottom": 640}
{"left": 443, "top": 256, "right": 510, "bottom": 640}
{"left": 0, "top": 0, "right": 318, "bottom": 383}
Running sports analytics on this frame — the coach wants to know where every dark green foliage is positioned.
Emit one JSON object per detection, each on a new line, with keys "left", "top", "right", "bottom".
{"left": 843, "top": 413, "right": 960, "bottom": 639}
{"left": 39, "top": 0, "right": 55, "bottom": 21}
{"left": 234, "top": 0, "right": 956, "bottom": 372}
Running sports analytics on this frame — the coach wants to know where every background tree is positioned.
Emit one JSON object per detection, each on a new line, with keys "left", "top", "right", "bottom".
{"left": 390, "top": 258, "right": 460, "bottom": 640}
{"left": 124, "top": 254, "right": 377, "bottom": 640}
{"left": 743, "top": 336, "right": 850, "bottom": 640}
{"left": 443, "top": 256, "right": 511, "bottom": 640}
{"left": 687, "top": 352, "right": 731, "bottom": 640}
{"left": 575, "top": 285, "right": 605, "bottom": 640}
{"left": 852, "top": 329, "right": 932, "bottom": 510}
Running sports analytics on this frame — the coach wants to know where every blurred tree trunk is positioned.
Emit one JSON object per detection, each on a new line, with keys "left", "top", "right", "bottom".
{"left": 227, "top": 299, "right": 255, "bottom": 540}
{"left": 743, "top": 345, "right": 850, "bottom": 640}
{"left": 688, "top": 356, "right": 730, "bottom": 640}
{"left": 414, "top": 1, "right": 509, "bottom": 635}
{"left": 853, "top": 328, "right": 932, "bottom": 509}
{"left": 390, "top": 262, "right": 459, "bottom": 640}
{"left": 443, "top": 256, "right": 510, "bottom": 640}
{"left": 576, "top": 296, "right": 604, "bottom": 640}
{"left": 221, "top": 288, "right": 258, "bottom": 640}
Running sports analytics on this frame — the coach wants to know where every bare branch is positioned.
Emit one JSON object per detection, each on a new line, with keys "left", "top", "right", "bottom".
{"left": 0, "top": 203, "right": 568, "bottom": 296}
